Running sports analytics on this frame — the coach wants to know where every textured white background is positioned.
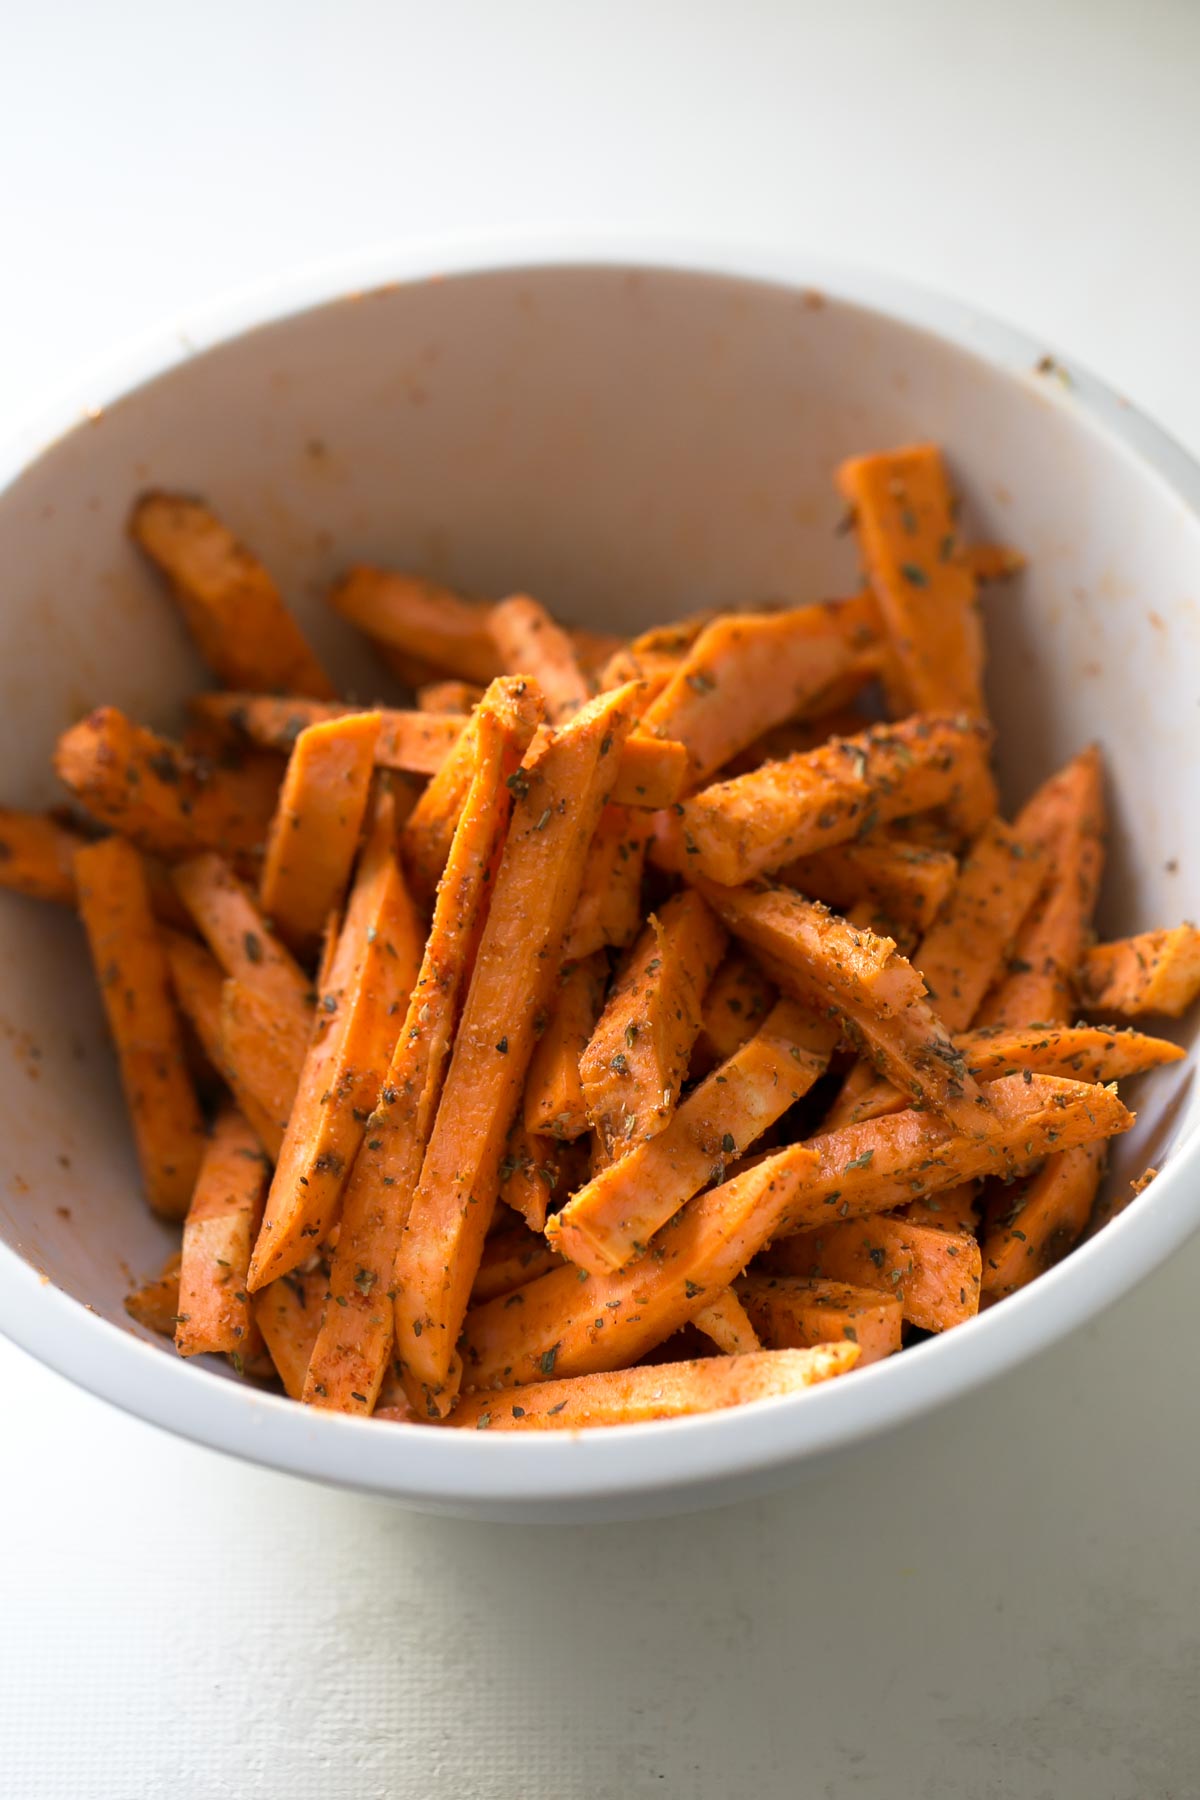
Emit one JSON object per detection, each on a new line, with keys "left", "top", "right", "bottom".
{"left": 2, "top": 3, "right": 1200, "bottom": 1796}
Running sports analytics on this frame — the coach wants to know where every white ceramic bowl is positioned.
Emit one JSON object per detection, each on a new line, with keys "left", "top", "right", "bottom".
{"left": 2, "top": 241, "right": 1199, "bottom": 1522}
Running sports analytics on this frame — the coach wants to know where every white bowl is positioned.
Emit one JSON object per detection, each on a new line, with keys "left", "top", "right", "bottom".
{"left": 2, "top": 240, "right": 1198, "bottom": 1523}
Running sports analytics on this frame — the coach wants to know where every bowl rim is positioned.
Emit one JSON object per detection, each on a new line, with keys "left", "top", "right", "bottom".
{"left": 3, "top": 232, "right": 1200, "bottom": 1511}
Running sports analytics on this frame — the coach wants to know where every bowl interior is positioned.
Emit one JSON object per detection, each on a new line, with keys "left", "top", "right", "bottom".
{"left": 2, "top": 260, "right": 1198, "bottom": 1418}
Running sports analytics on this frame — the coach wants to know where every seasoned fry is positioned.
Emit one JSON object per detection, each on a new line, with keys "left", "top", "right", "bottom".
{"left": 172, "top": 853, "right": 311, "bottom": 1024}
{"left": 162, "top": 931, "right": 289, "bottom": 1156}
{"left": 639, "top": 596, "right": 880, "bottom": 782}
{"left": 523, "top": 953, "right": 609, "bottom": 1141}
{"left": 417, "top": 679, "right": 486, "bottom": 714}
{"left": 737, "top": 1275, "right": 903, "bottom": 1365}
{"left": 980, "top": 1140, "right": 1107, "bottom": 1297}
{"left": 75, "top": 837, "right": 206, "bottom": 1217}
{"left": 838, "top": 444, "right": 985, "bottom": 717}
{"left": 691, "top": 1287, "right": 762, "bottom": 1355}
{"left": 449, "top": 1345, "right": 858, "bottom": 1429}
{"left": 217, "top": 979, "right": 309, "bottom": 1158}
{"left": 690, "top": 951, "right": 777, "bottom": 1075}
{"left": 332, "top": 568, "right": 503, "bottom": 684}
{"left": 175, "top": 1107, "right": 268, "bottom": 1359}
{"left": 248, "top": 789, "right": 423, "bottom": 1289}
{"left": 1078, "top": 925, "right": 1200, "bottom": 1018}
{"left": 489, "top": 593, "right": 592, "bottom": 722}
{"left": 124, "top": 1251, "right": 183, "bottom": 1336}
{"left": 304, "top": 679, "right": 541, "bottom": 1412}
{"left": 56, "top": 708, "right": 280, "bottom": 861}
{"left": 251, "top": 1268, "right": 326, "bottom": 1399}
{"left": 561, "top": 805, "right": 650, "bottom": 961}
{"left": 579, "top": 890, "right": 727, "bottom": 1158}
{"left": 778, "top": 833, "right": 959, "bottom": 937}
{"left": 671, "top": 713, "right": 995, "bottom": 886}
{"left": 0, "top": 807, "right": 84, "bottom": 903}
{"left": 393, "top": 685, "right": 639, "bottom": 1414}
{"left": 699, "top": 881, "right": 990, "bottom": 1135}
{"left": 552, "top": 999, "right": 836, "bottom": 1274}
{"left": 472, "top": 1213, "right": 566, "bottom": 1305}
{"left": 498, "top": 1123, "right": 564, "bottom": 1234}
{"left": 768, "top": 1216, "right": 983, "bottom": 1332}
{"left": 259, "top": 712, "right": 381, "bottom": 956}
{"left": 130, "top": 492, "right": 335, "bottom": 697}
{"left": 192, "top": 693, "right": 466, "bottom": 777}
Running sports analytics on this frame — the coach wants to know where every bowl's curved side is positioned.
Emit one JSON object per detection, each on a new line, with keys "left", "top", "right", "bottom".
{"left": 1, "top": 241, "right": 1198, "bottom": 1518}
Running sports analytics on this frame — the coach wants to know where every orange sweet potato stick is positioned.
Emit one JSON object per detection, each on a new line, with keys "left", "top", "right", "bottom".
{"left": 552, "top": 999, "right": 837, "bottom": 1275}
{"left": 303, "top": 679, "right": 541, "bottom": 1412}
{"left": 331, "top": 567, "right": 504, "bottom": 684}
{"left": 0, "top": 807, "right": 85, "bottom": 903}
{"left": 977, "top": 746, "right": 1105, "bottom": 1029}
{"left": 55, "top": 708, "right": 280, "bottom": 862}
{"left": 489, "top": 594, "right": 592, "bottom": 722}
{"left": 837, "top": 444, "right": 986, "bottom": 717}
{"left": 161, "top": 929, "right": 293, "bottom": 1156}
{"left": 124, "top": 1251, "right": 183, "bottom": 1336}
{"left": 392, "top": 684, "right": 640, "bottom": 1415}
{"left": 175, "top": 1106, "right": 268, "bottom": 1359}
{"left": 130, "top": 492, "right": 334, "bottom": 697}
{"left": 252, "top": 1268, "right": 327, "bottom": 1398}
{"left": 768, "top": 1215, "right": 983, "bottom": 1333}
{"left": 599, "top": 614, "right": 713, "bottom": 690}
{"left": 671, "top": 713, "right": 996, "bottom": 886}
{"left": 190, "top": 693, "right": 467, "bottom": 777}
{"left": 523, "top": 953, "right": 609, "bottom": 1140}
{"left": 639, "top": 596, "right": 881, "bottom": 783}
{"left": 691, "top": 1287, "right": 762, "bottom": 1355}
{"left": 248, "top": 788, "right": 423, "bottom": 1289}
{"left": 561, "top": 806, "right": 651, "bottom": 961}
{"left": 259, "top": 712, "right": 382, "bottom": 956}
{"left": 896, "top": 1180, "right": 981, "bottom": 1235}
{"left": 449, "top": 1344, "right": 858, "bottom": 1430}
{"left": 217, "top": 979, "right": 309, "bottom": 1157}
{"left": 690, "top": 951, "right": 777, "bottom": 1076}
{"left": 498, "top": 1123, "right": 567, "bottom": 1234}
{"left": 981, "top": 1139, "right": 1108, "bottom": 1298}
{"left": 579, "top": 890, "right": 728, "bottom": 1158}
{"left": 171, "top": 853, "right": 312, "bottom": 1025}
{"left": 460, "top": 1072, "right": 1130, "bottom": 1388}
{"left": 417, "top": 679, "right": 485, "bottom": 714}
{"left": 779, "top": 833, "right": 959, "bottom": 938}
{"left": 1078, "top": 925, "right": 1200, "bottom": 1018}
{"left": 472, "top": 1213, "right": 566, "bottom": 1305}
{"left": 736, "top": 1275, "right": 903, "bottom": 1365}
{"left": 75, "top": 837, "right": 206, "bottom": 1218}
{"left": 698, "top": 880, "right": 990, "bottom": 1135}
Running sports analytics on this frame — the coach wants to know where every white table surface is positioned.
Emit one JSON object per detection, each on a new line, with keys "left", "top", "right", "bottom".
{"left": 3, "top": 4, "right": 1199, "bottom": 1795}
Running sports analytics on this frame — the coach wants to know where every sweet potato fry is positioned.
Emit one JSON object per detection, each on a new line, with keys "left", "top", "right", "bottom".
{"left": 639, "top": 596, "right": 880, "bottom": 783}
{"left": 161, "top": 930, "right": 289, "bottom": 1155}
{"left": 552, "top": 999, "right": 836, "bottom": 1274}
{"left": 130, "top": 492, "right": 335, "bottom": 697}
{"left": 450, "top": 1344, "right": 857, "bottom": 1429}
{"left": 699, "top": 881, "right": 989, "bottom": 1134}
{"left": 978, "top": 746, "right": 1105, "bottom": 1028}
{"left": 259, "top": 713, "right": 381, "bottom": 956}
{"left": 897, "top": 1181, "right": 980, "bottom": 1235}
{"left": 1078, "top": 925, "right": 1200, "bottom": 1019}
{"left": 175, "top": 1107, "right": 268, "bottom": 1359}
{"left": 498, "top": 1123, "right": 566, "bottom": 1234}
{"left": 472, "top": 1214, "right": 566, "bottom": 1305}
{"left": 579, "top": 890, "right": 727, "bottom": 1158}
{"left": 332, "top": 567, "right": 502, "bottom": 684}
{"left": 690, "top": 951, "right": 777, "bottom": 1075}
{"left": 914, "top": 818, "right": 1045, "bottom": 1031}
{"left": 691, "top": 1287, "right": 762, "bottom": 1355}
{"left": 561, "top": 805, "right": 650, "bottom": 961}
{"left": 75, "top": 837, "right": 206, "bottom": 1217}
{"left": 172, "top": 853, "right": 312, "bottom": 1024}
{"left": 672, "top": 713, "right": 995, "bottom": 886}
{"left": 768, "top": 1215, "right": 983, "bottom": 1332}
{"left": 55, "top": 708, "right": 280, "bottom": 861}
{"left": 124, "top": 1251, "right": 183, "bottom": 1336}
{"left": 737, "top": 1275, "right": 902, "bottom": 1365}
{"left": 252, "top": 1268, "right": 326, "bottom": 1398}
{"left": 524, "top": 953, "right": 609, "bottom": 1140}
{"left": 393, "top": 684, "right": 639, "bottom": 1414}
{"left": 980, "top": 1140, "right": 1107, "bottom": 1297}
{"left": 192, "top": 693, "right": 466, "bottom": 777}
{"left": 489, "top": 593, "right": 592, "bottom": 722}
{"left": 599, "top": 614, "right": 712, "bottom": 690}
{"left": 218, "top": 979, "right": 309, "bottom": 1158}
{"left": 248, "top": 789, "right": 423, "bottom": 1289}
{"left": 462, "top": 1070, "right": 1128, "bottom": 1387}
{"left": 608, "top": 733, "right": 688, "bottom": 809}
{"left": 305, "top": 681, "right": 542, "bottom": 1412}
{"left": 838, "top": 444, "right": 985, "bottom": 717}
{"left": 0, "top": 807, "right": 85, "bottom": 903}
{"left": 417, "top": 679, "right": 485, "bottom": 714}
{"left": 779, "top": 833, "right": 959, "bottom": 937}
